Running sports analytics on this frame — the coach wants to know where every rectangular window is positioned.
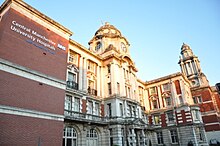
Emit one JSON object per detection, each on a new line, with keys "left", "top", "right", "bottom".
{"left": 167, "top": 111, "right": 174, "bottom": 122}
{"left": 88, "top": 61, "right": 96, "bottom": 73}
{"left": 65, "top": 95, "right": 72, "bottom": 111}
{"left": 133, "top": 106, "right": 136, "bottom": 117}
{"left": 120, "top": 103, "right": 123, "bottom": 116}
{"left": 69, "top": 50, "right": 78, "bottom": 64}
{"left": 94, "top": 102, "right": 99, "bottom": 115}
{"left": 88, "top": 101, "right": 93, "bottom": 114}
{"left": 74, "top": 97, "right": 80, "bottom": 112}
{"left": 154, "top": 114, "right": 160, "bottom": 125}
{"left": 152, "top": 100, "right": 158, "bottom": 109}
{"left": 107, "top": 103, "right": 112, "bottom": 117}
{"left": 193, "top": 96, "right": 202, "bottom": 104}
{"left": 163, "top": 83, "right": 170, "bottom": 91}
{"left": 68, "top": 72, "right": 76, "bottom": 82}
{"left": 193, "top": 96, "right": 197, "bottom": 104}
{"left": 165, "top": 97, "right": 172, "bottom": 106}
{"left": 197, "top": 96, "right": 202, "bottom": 103}
{"left": 150, "top": 86, "right": 157, "bottom": 95}
{"left": 108, "top": 83, "right": 112, "bottom": 95}
{"left": 139, "top": 87, "right": 144, "bottom": 102}
{"left": 170, "top": 129, "right": 178, "bottom": 143}
{"left": 157, "top": 131, "right": 164, "bottom": 144}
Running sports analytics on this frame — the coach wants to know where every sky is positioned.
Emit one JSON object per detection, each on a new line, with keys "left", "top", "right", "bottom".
{"left": 1, "top": 0, "right": 219, "bottom": 85}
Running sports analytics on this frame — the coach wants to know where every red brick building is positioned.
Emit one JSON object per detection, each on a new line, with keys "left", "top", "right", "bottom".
{"left": 0, "top": 0, "right": 72, "bottom": 145}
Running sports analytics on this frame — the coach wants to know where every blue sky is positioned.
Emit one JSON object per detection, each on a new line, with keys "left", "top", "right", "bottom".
{"left": 1, "top": 0, "right": 219, "bottom": 85}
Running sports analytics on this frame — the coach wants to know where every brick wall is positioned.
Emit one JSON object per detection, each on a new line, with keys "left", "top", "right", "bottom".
{"left": 0, "top": 113, "right": 63, "bottom": 146}
{"left": 0, "top": 8, "right": 68, "bottom": 80}
{"left": 0, "top": 71, "right": 65, "bottom": 115}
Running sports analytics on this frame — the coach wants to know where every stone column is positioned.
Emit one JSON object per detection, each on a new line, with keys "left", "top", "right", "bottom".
{"left": 179, "top": 79, "right": 186, "bottom": 103}
{"left": 110, "top": 62, "right": 115, "bottom": 95}
{"left": 171, "top": 80, "right": 177, "bottom": 106}
{"left": 100, "top": 66, "right": 104, "bottom": 97}
{"left": 180, "top": 62, "right": 186, "bottom": 75}
{"left": 192, "top": 59, "right": 198, "bottom": 74}
{"left": 97, "top": 65, "right": 100, "bottom": 96}
{"left": 157, "top": 85, "right": 163, "bottom": 108}
{"left": 78, "top": 55, "right": 83, "bottom": 90}
{"left": 190, "top": 61, "right": 194, "bottom": 74}
{"left": 82, "top": 57, "right": 87, "bottom": 92}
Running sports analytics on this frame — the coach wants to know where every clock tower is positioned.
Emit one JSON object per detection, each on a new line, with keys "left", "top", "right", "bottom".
{"left": 178, "top": 43, "right": 209, "bottom": 87}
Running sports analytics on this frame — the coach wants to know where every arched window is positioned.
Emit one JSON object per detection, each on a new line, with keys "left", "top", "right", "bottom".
{"left": 86, "top": 129, "right": 98, "bottom": 146}
{"left": 95, "top": 42, "right": 102, "bottom": 52}
{"left": 63, "top": 127, "right": 77, "bottom": 146}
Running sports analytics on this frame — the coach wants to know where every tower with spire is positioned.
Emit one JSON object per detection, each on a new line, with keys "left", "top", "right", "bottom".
{"left": 178, "top": 43, "right": 209, "bottom": 87}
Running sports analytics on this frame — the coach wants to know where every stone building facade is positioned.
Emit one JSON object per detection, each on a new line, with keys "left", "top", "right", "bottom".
{"left": 0, "top": 0, "right": 219, "bottom": 146}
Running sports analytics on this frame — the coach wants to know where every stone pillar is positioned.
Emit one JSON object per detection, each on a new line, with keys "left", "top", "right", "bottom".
{"left": 190, "top": 61, "right": 194, "bottom": 74}
{"left": 82, "top": 57, "right": 87, "bottom": 92}
{"left": 171, "top": 80, "right": 177, "bottom": 106}
{"left": 78, "top": 55, "right": 83, "bottom": 90}
{"left": 113, "top": 125, "right": 123, "bottom": 146}
{"left": 157, "top": 85, "right": 163, "bottom": 108}
{"left": 180, "top": 62, "right": 186, "bottom": 76}
{"left": 179, "top": 79, "right": 186, "bottom": 103}
{"left": 97, "top": 65, "right": 100, "bottom": 96}
{"left": 100, "top": 66, "right": 104, "bottom": 97}
{"left": 110, "top": 62, "right": 115, "bottom": 95}
{"left": 192, "top": 59, "right": 198, "bottom": 74}
{"left": 121, "top": 67, "right": 126, "bottom": 96}
{"left": 124, "top": 100, "right": 128, "bottom": 117}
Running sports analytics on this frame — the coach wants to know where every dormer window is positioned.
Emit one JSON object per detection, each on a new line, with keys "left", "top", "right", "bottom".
{"left": 95, "top": 42, "right": 102, "bottom": 52}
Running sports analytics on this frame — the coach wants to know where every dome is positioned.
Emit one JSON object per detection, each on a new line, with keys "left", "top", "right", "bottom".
{"left": 94, "top": 22, "right": 122, "bottom": 38}
{"left": 181, "top": 43, "right": 191, "bottom": 52}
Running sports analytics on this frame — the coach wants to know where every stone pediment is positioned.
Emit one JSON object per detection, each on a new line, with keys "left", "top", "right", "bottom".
{"left": 67, "top": 64, "right": 79, "bottom": 72}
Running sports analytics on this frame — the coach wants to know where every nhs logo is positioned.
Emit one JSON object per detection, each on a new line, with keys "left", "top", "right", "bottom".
{"left": 57, "top": 43, "right": 66, "bottom": 51}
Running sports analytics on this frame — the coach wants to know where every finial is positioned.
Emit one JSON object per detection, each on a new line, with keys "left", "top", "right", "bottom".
{"left": 105, "top": 22, "right": 110, "bottom": 25}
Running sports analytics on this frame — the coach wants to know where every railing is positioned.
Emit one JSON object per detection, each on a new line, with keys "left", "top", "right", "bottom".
{"left": 64, "top": 110, "right": 107, "bottom": 123}
{"left": 88, "top": 88, "right": 97, "bottom": 96}
{"left": 66, "top": 81, "right": 78, "bottom": 90}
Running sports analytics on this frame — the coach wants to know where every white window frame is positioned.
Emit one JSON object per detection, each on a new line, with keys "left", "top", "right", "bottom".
{"left": 63, "top": 127, "right": 77, "bottom": 146}
{"left": 170, "top": 129, "right": 178, "bottom": 144}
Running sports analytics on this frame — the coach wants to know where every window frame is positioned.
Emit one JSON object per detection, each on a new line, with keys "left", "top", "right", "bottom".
{"left": 166, "top": 111, "right": 175, "bottom": 123}
{"left": 156, "top": 131, "right": 164, "bottom": 144}
{"left": 63, "top": 127, "right": 77, "bottom": 146}
{"left": 69, "top": 50, "right": 78, "bottom": 65}
{"left": 170, "top": 129, "right": 178, "bottom": 144}
{"left": 154, "top": 114, "right": 160, "bottom": 125}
